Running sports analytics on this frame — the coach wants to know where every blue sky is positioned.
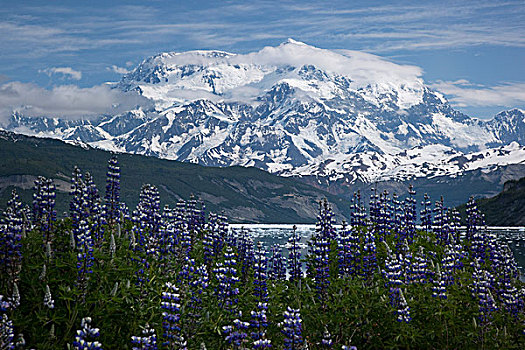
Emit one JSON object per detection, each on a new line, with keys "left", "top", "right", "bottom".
{"left": 1, "top": 0, "right": 524, "bottom": 119}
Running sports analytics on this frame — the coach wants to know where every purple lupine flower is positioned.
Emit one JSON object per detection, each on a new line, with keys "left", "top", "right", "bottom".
{"left": 72, "top": 317, "right": 102, "bottom": 350}
{"left": 251, "top": 302, "right": 271, "bottom": 348}
{"left": 158, "top": 206, "right": 177, "bottom": 264}
{"left": 157, "top": 216, "right": 178, "bottom": 266}
{"left": 391, "top": 192, "right": 403, "bottom": 245}
{"left": 376, "top": 190, "right": 392, "bottom": 242}
{"left": 223, "top": 314, "right": 250, "bottom": 349}
{"left": 309, "top": 231, "right": 330, "bottom": 307}
{"left": 187, "top": 263, "right": 209, "bottom": 323}
{"left": 491, "top": 243, "right": 520, "bottom": 317}
{"left": 441, "top": 246, "right": 459, "bottom": 286}
{"left": 420, "top": 193, "right": 432, "bottom": 235}
{"left": 175, "top": 204, "right": 193, "bottom": 259}
{"left": 119, "top": 202, "right": 130, "bottom": 222}
{"left": 407, "top": 247, "right": 428, "bottom": 284}
{"left": 432, "top": 197, "right": 448, "bottom": 245}
{"left": 500, "top": 277, "right": 520, "bottom": 318}
{"left": 309, "top": 200, "right": 336, "bottom": 306}
{"left": 0, "top": 190, "right": 24, "bottom": 294}
{"left": 397, "top": 289, "right": 411, "bottom": 323}
{"left": 400, "top": 248, "right": 412, "bottom": 285}
{"left": 33, "top": 176, "right": 56, "bottom": 245}
{"left": 129, "top": 222, "right": 151, "bottom": 292}
{"left": 173, "top": 200, "right": 187, "bottom": 231}
{"left": 320, "top": 328, "right": 333, "bottom": 348}
{"left": 348, "top": 222, "right": 362, "bottom": 278}
{"left": 131, "top": 325, "right": 158, "bottom": 350}
{"left": 432, "top": 265, "right": 447, "bottom": 300}
{"left": 0, "top": 295, "right": 12, "bottom": 311}
{"left": 161, "top": 205, "right": 175, "bottom": 225}
{"left": 132, "top": 185, "right": 163, "bottom": 266}
{"left": 202, "top": 217, "right": 215, "bottom": 268}
{"left": 317, "top": 199, "right": 337, "bottom": 241}
{"left": 339, "top": 219, "right": 362, "bottom": 278}
{"left": 70, "top": 167, "right": 88, "bottom": 234}
{"left": 446, "top": 208, "right": 462, "bottom": 243}
{"left": 186, "top": 196, "right": 198, "bottom": 232}
{"left": 382, "top": 250, "right": 404, "bottom": 308}
{"left": 287, "top": 225, "right": 302, "bottom": 283}
{"left": 76, "top": 219, "right": 94, "bottom": 298}
{"left": 361, "top": 227, "right": 377, "bottom": 281}
{"left": 161, "top": 282, "right": 186, "bottom": 348}
{"left": 0, "top": 312, "right": 14, "bottom": 350}
{"left": 369, "top": 188, "right": 380, "bottom": 232}
{"left": 172, "top": 200, "right": 190, "bottom": 259}
{"left": 213, "top": 246, "right": 239, "bottom": 313}
{"left": 350, "top": 191, "right": 367, "bottom": 228}
{"left": 470, "top": 229, "right": 488, "bottom": 265}
{"left": 178, "top": 257, "right": 209, "bottom": 330}
{"left": 204, "top": 213, "right": 228, "bottom": 266}
{"left": 465, "top": 197, "right": 481, "bottom": 241}
{"left": 471, "top": 264, "right": 498, "bottom": 325}
{"left": 178, "top": 256, "right": 194, "bottom": 284}
{"left": 253, "top": 242, "right": 269, "bottom": 303}
{"left": 280, "top": 307, "right": 303, "bottom": 350}
{"left": 268, "top": 244, "right": 286, "bottom": 282}
{"left": 84, "top": 172, "right": 106, "bottom": 245}
{"left": 465, "top": 198, "right": 489, "bottom": 263}
{"left": 104, "top": 156, "right": 120, "bottom": 227}
{"left": 135, "top": 184, "right": 162, "bottom": 234}
{"left": 401, "top": 185, "right": 417, "bottom": 244}
{"left": 234, "top": 228, "right": 254, "bottom": 281}
{"left": 338, "top": 221, "right": 350, "bottom": 278}
{"left": 186, "top": 195, "right": 205, "bottom": 234}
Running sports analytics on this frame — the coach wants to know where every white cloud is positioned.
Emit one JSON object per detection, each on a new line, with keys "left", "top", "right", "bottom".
{"left": 430, "top": 80, "right": 525, "bottom": 107}
{"left": 156, "top": 39, "right": 423, "bottom": 87}
{"left": 0, "top": 82, "right": 151, "bottom": 123}
{"left": 39, "top": 67, "right": 82, "bottom": 80}
{"left": 107, "top": 65, "right": 130, "bottom": 74}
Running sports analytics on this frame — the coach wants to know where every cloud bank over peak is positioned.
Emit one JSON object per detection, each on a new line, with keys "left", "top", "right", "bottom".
{"left": 0, "top": 82, "right": 151, "bottom": 124}
{"left": 148, "top": 39, "right": 424, "bottom": 88}
{"left": 240, "top": 39, "right": 424, "bottom": 86}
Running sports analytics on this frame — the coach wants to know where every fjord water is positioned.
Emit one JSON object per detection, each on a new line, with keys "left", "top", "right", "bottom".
{"left": 231, "top": 224, "right": 525, "bottom": 280}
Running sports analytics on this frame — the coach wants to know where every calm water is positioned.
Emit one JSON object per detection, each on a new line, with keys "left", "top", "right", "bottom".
{"left": 230, "top": 224, "right": 525, "bottom": 280}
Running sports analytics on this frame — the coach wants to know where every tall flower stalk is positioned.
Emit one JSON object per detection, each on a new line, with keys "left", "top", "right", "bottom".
{"left": 105, "top": 156, "right": 121, "bottom": 227}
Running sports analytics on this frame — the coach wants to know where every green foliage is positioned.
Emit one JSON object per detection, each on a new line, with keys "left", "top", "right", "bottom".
{"left": 457, "top": 176, "right": 525, "bottom": 226}
{"left": 2, "top": 221, "right": 523, "bottom": 349}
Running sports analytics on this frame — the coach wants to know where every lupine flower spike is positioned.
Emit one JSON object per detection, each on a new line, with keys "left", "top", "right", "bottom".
{"left": 72, "top": 317, "right": 102, "bottom": 350}
{"left": 44, "top": 284, "right": 54, "bottom": 309}
{"left": 280, "top": 307, "right": 303, "bottom": 350}
{"left": 105, "top": 156, "right": 121, "bottom": 227}
{"left": 131, "top": 325, "right": 158, "bottom": 350}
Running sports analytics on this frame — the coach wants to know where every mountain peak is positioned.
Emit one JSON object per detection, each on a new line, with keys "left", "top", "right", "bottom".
{"left": 119, "top": 40, "right": 426, "bottom": 107}
{"left": 284, "top": 38, "right": 309, "bottom": 46}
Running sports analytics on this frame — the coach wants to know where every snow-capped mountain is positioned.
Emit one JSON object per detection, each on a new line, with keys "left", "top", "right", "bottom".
{"left": 4, "top": 40, "right": 525, "bottom": 186}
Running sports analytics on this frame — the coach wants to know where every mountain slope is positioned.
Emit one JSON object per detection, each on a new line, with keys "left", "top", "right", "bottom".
{"left": 3, "top": 40, "right": 525, "bottom": 188}
{"left": 464, "top": 176, "right": 525, "bottom": 226}
{"left": 0, "top": 130, "right": 351, "bottom": 223}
